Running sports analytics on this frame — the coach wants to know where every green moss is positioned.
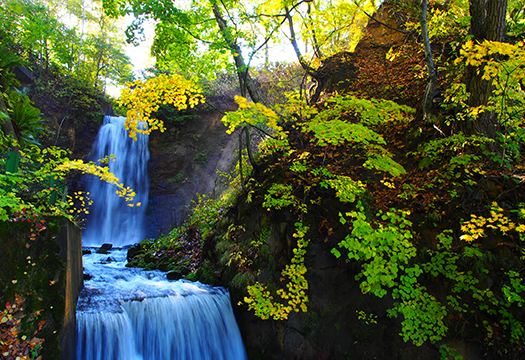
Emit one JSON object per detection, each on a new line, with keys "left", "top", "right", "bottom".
{"left": 185, "top": 273, "right": 198, "bottom": 282}
{"left": 195, "top": 260, "right": 219, "bottom": 285}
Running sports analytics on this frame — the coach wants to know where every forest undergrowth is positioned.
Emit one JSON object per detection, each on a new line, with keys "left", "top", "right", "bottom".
{"left": 128, "top": 8, "right": 525, "bottom": 358}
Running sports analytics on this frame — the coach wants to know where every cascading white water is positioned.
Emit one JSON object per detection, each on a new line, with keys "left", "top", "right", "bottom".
{"left": 82, "top": 116, "right": 149, "bottom": 246}
{"left": 77, "top": 250, "right": 247, "bottom": 360}
{"left": 77, "top": 117, "right": 248, "bottom": 359}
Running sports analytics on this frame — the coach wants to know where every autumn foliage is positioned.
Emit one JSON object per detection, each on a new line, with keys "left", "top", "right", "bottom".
{"left": 118, "top": 74, "right": 205, "bottom": 140}
{"left": 0, "top": 295, "right": 44, "bottom": 360}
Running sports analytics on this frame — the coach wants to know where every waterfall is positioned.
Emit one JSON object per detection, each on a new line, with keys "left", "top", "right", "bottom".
{"left": 82, "top": 116, "right": 149, "bottom": 247}
{"left": 77, "top": 250, "right": 247, "bottom": 360}
{"left": 77, "top": 116, "right": 247, "bottom": 360}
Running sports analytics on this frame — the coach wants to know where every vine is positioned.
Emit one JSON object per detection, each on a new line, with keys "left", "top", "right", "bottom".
{"left": 243, "top": 222, "right": 309, "bottom": 320}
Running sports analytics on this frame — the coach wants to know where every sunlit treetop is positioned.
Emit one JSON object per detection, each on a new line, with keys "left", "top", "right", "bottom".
{"left": 296, "top": 0, "right": 376, "bottom": 56}
{"left": 102, "top": 0, "right": 376, "bottom": 81}
{"left": 0, "top": 0, "right": 134, "bottom": 88}
{"left": 103, "top": 0, "right": 233, "bottom": 79}
{"left": 118, "top": 73, "right": 205, "bottom": 140}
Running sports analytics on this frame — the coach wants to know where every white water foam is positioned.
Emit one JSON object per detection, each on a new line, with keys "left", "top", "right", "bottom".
{"left": 77, "top": 250, "right": 248, "bottom": 360}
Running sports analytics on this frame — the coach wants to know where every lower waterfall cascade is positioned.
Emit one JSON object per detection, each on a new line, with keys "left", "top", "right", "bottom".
{"left": 77, "top": 250, "right": 248, "bottom": 360}
{"left": 76, "top": 116, "right": 248, "bottom": 360}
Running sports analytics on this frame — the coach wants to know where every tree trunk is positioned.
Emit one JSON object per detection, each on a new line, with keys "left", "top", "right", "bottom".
{"left": 211, "top": 0, "right": 265, "bottom": 105}
{"left": 464, "top": 0, "right": 507, "bottom": 138}
{"left": 239, "top": 130, "right": 244, "bottom": 191}
{"left": 1, "top": 98, "right": 15, "bottom": 139}
{"left": 44, "top": 37, "right": 49, "bottom": 71}
{"left": 244, "top": 126, "right": 257, "bottom": 170}
{"left": 307, "top": 3, "right": 323, "bottom": 59}
{"left": 420, "top": 0, "right": 438, "bottom": 121}
{"left": 77, "top": 0, "right": 86, "bottom": 73}
{"left": 211, "top": 0, "right": 265, "bottom": 173}
{"left": 94, "top": 45, "right": 106, "bottom": 88}
{"left": 285, "top": 6, "right": 316, "bottom": 75}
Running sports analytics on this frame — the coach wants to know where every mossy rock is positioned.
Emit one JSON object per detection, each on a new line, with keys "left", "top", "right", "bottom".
{"left": 166, "top": 271, "right": 184, "bottom": 280}
{"left": 126, "top": 260, "right": 139, "bottom": 268}
{"left": 185, "top": 273, "right": 199, "bottom": 282}
{"left": 126, "top": 245, "right": 143, "bottom": 260}
{"left": 144, "top": 253, "right": 156, "bottom": 264}
{"left": 158, "top": 261, "right": 173, "bottom": 272}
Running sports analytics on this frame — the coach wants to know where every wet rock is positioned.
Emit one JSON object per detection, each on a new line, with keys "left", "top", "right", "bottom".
{"left": 167, "top": 271, "right": 183, "bottom": 280}
{"left": 125, "top": 260, "right": 139, "bottom": 268}
{"left": 167, "top": 267, "right": 190, "bottom": 280}
{"left": 158, "top": 262, "right": 170, "bottom": 272}
{"left": 82, "top": 249, "right": 92, "bottom": 255}
{"left": 127, "top": 244, "right": 143, "bottom": 260}
{"left": 98, "top": 257, "right": 117, "bottom": 264}
{"left": 83, "top": 273, "right": 93, "bottom": 280}
{"left": 96, "top": 243, "right": 113, "bottom": 254}
{"left": 284, "top": 328, "right": 318, "bottom": 360}
{"left": 144, "top": 253, "right": 156, "bottom": 264}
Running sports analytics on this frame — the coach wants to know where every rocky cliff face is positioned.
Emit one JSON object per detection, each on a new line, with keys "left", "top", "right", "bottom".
{"left": 145, "top": 98, "right": 240, "bottom": 238}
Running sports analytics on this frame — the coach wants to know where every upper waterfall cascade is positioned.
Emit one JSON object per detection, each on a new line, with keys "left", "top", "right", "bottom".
{"left": 82, "top": 116, "right": 149, "bottom": 247}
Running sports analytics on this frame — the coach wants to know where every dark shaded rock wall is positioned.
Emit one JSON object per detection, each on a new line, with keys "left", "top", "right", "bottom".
{"left": 146, "top": 102, "right": 239, "bottom": 238}
{"left": 215, "top": 204, "right": 483, "bottom": 360}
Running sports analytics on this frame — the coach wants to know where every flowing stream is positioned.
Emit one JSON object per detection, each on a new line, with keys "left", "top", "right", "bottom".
{"left": 77, "top": 116, "right": 248, "bottom": 360}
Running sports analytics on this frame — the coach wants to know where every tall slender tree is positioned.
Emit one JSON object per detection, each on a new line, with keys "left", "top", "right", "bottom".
{"left": 464, "top": 0, "right": 508, "bottom": 138}
{"left": 420, "top": 0, "right": 438, "bottom": 120}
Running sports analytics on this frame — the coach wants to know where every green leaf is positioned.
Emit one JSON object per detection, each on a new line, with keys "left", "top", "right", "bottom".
{"left": 331, "top": 248, "right": 341, "bottom": 258}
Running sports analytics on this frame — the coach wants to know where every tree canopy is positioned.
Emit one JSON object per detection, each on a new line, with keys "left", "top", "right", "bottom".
{"left": 1, "top": 0, "right": 134, "bottom": 89}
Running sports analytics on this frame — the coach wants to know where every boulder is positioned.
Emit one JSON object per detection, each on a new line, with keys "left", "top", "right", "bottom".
{"left": 126, "top": 244, "right": 143, "bottom": 260}
{"left": 96, "top": 243, "right": 113, "bottom": 254}
{"left": 167, "top": 268, "right": 190, "bottom": 280}
{"left": 167, "top": 271, "right": 183, "bottom": 281}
